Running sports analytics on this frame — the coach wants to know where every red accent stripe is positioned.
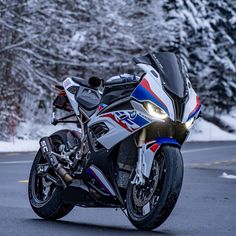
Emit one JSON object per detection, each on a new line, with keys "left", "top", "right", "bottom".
{"left": 150, "top": 143, "right": 160, "bottom": 153}
{"left": 101, "top": 113, "right": 132, "bottom": 132}
{"left": 189, "top": 96, "right": 201, "bottom": 117}
{"left": 141, "top": 79, "right": 168, "bottom": 111}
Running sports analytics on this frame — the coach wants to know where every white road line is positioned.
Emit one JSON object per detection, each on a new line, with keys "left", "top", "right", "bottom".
{"left": 182, "top": 145, "right": 236, "bottom": 153}
{"left": 0, "top": 160, "right": 32, "bottom": 164}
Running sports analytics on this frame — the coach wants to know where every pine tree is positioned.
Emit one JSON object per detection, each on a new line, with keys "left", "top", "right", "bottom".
{"left": 161, "top": 0, "right": 236, "bottom": 113}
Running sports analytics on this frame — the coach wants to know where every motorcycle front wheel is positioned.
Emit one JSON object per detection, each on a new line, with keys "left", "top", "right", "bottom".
{"left": 126, "top": 145, "right": 183, "bottom": 231}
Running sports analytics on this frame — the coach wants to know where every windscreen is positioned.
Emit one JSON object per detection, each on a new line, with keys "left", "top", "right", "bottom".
{"left": 147, "top": 52, "right": 187, "bottom": 98}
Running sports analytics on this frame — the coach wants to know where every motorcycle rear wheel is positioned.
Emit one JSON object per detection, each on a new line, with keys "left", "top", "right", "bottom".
{"left": 28, "top": 135, "right": 74, "bottom": 220}
{"left": 126, "top": 145, "right": 183, "bottom": 231}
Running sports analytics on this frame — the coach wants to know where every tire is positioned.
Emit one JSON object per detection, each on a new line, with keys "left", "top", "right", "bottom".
{"left": 28, "top": 135, "right": 74, "bottom": 220}
{"left": 126, "top": 145, "right": 184, "bottom": 231}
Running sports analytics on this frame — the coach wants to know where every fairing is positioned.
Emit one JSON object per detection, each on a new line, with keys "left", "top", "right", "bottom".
{"left": 76, "top": 52, "right": 200, "bottom": 150}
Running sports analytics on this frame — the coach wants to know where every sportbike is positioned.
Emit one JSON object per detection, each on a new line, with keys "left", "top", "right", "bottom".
{"left": 28, "top": 52, "right": 201, "bottom": 230}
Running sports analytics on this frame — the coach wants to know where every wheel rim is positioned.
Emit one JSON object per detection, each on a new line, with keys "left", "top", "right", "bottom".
{"left": 31, "top": 152, "right": 58, "bottom": 204}
{"left": 130, "top": 153, "right": 166, "bottom": 218}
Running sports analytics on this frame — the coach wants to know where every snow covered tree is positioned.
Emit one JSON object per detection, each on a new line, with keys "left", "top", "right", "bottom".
{"left": 0, "top": 0, "right": 236, "bottom": 140}
{"left": 0, "top": 0, "right": 29, "bottom": 139}
{"left": 201, "top": 0, "right": 236, "bottom": 113}
{"left": 161, "top": 0, "right": 236, "bottom": 113}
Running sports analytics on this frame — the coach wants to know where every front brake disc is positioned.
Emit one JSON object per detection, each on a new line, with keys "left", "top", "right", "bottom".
{"left": 132, "top": 160, "right": 159, "bottom": 207}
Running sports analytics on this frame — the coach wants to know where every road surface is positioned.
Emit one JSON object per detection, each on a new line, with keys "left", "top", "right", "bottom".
{"left": 0, "top": 141, "right": 236, "bottom": 236}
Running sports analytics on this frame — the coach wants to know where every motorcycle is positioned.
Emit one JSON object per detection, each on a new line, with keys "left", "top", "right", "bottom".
{"left": 28, "top": 52, "right": 201, "bottom": 230}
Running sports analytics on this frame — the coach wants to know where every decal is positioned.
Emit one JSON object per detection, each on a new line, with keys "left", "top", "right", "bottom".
{"left": 101, "top": 111, "right": 149, "bottom": 132}
{"left": 141, "top": 137, "right": 180, "bottom": 178}
{"left": 132, "top": 78, "right": 170, "bottom": 116}
{"left": 86, "top": 165, "right": 116, "bottom": 196}
{"left": 188, "top": 96, "right": 201, "bottom": 120}
{"left": 129, "top": 110, "right": 137, "bottom": 119}
{"left": 149, "top": 143, "right": 160, "bottom": 153}
{"left": 145, "top": 137, "right": 180, "bottom": 153}
{"left": 98, "top": 103, "right": 107, "bottom": 112}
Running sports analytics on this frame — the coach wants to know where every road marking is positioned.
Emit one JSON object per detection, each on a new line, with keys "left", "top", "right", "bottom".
{"left": 188, "top": 158, "right": 236, "bottom": 169}
{"left": 0, "top": 160, "right": 32, "bottom": 164}
{"left": 3, "top": 153, "right": 20, "bottom": 156}
{"left": 182, "top": 145, "right": 236, "bottom": 153}
{"left": 18, "top": 180, "right": 29, "bottom": 183}
{"left": 0, "top": 152, "right": 33, "bottom": 157}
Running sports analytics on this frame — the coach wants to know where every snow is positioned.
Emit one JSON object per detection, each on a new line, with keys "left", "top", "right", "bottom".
{"left": 220, "top": 172, "right": 236, "bottom": 180}
{"left": 0, "top": 121, "right": 77, "bottom": 153}
{"left": 188, "top": 118, "right": 236, "bottom": 142}
{"left": 187, "top": 109, "right": 236, "bottom": 142}
{"left": 220, "top": 110, "right": 236, "bottom": 130}
{"left": 0, "top": 140, "right": 39, "bottom": 153}
{"left": 16, "top": 120, "right": 76, "bottom": 140}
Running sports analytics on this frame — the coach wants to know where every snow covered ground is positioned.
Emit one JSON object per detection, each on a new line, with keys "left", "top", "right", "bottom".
{"left": 0, "top": 121, "right": 76, "bottom": 153}
{"left": 0, "top": 114, "right": 236, "bottom": 153}
{"left": 187, "top": 110, "right": 236, "bottom": 142}
{"left": 220, "top": 172, "right": 236, "bottom": 180}
{"left": 187, "top": 118, "right": 236, "bottom": 142}
{"left": 0, "top": 140, "right": 39, "bottom": 153}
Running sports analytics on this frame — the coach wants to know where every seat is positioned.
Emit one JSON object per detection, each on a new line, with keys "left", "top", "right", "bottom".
{"left": 75, "top": 86, "right": 101, "bottom": 111}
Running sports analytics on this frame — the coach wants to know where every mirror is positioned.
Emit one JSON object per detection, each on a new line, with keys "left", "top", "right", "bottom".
{"left": 88, "top": 76, "right": 103, "bottom": 88}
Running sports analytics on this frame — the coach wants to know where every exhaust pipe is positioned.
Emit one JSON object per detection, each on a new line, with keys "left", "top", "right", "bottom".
{"left": 40, "top": 137, "right": 73, "bottom": 186}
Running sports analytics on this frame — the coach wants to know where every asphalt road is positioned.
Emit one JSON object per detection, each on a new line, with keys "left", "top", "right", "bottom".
{"left": 0, "top": 141, "right": 236, "bottom": 236}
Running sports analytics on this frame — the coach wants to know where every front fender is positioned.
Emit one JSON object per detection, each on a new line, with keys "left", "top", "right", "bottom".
{"left": 141, "top": 137, "right": 180, "bottom": 178}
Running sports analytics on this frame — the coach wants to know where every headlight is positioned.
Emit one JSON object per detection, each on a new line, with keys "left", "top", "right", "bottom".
{"left": 144, "top": 102, "right": 168, "bottom": 120}
{"left": 185, "top": 117, "right": 195, "bottom": 129}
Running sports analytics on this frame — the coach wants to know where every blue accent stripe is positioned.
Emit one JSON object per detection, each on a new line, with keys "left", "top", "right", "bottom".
{"left": 85, "top": 168, "right": 113, "bottom": 196}
{"left": 155, "top": 137, "right": 180, "bottom": 146}
{"left": 187, "top": 105, "right": 201, "bottom": 120}
{"left": 132, "top": 114, "right": 149, "bottom": 127}
{"left": 132, "top": 85, "right": 170, "bottom": 116}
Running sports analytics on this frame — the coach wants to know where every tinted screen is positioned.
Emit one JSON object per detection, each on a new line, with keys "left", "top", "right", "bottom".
{"left": 149, "top": 52, "right": 187, "bottom": 98}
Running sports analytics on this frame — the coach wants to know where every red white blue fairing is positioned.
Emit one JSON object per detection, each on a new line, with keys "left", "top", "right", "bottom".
{"left": 88, "top": 62, "right": 200, "bottom": 150}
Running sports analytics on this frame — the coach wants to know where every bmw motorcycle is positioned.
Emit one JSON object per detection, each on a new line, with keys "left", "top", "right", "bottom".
{"left": 28, "top": 52, "right": 201, "bottom": 230}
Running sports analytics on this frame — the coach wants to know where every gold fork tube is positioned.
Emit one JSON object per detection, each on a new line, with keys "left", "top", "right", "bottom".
{"left": 138, "top": 128, "right": 146, "bottom": 147}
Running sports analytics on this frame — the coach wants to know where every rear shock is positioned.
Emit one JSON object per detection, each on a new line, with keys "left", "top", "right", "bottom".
{"left": 39, "top": 137, "right": 73, "bottom": 187}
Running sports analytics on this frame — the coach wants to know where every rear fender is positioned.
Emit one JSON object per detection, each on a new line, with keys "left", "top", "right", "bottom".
{"left": 142, "top": 137, "right": 180, "bottom": 178}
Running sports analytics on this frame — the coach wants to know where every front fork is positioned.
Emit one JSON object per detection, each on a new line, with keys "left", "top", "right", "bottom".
{"left": 131, "top": 128, "right": 147, "bottom": 186}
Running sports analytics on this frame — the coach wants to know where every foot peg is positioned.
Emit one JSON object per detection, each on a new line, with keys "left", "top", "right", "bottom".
{"left": 40, "top": 137, "right": 72, "bottom": 186}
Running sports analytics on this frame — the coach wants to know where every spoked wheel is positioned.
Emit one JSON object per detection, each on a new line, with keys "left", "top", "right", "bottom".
{"left": 33, "top": 159, "right": 58, "bottom": 204}
{"left": 28, "top": 135, "right": 74, "bottom": 220}
{"left": 126, "top": 146, "right": 184, "bottom": 231}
